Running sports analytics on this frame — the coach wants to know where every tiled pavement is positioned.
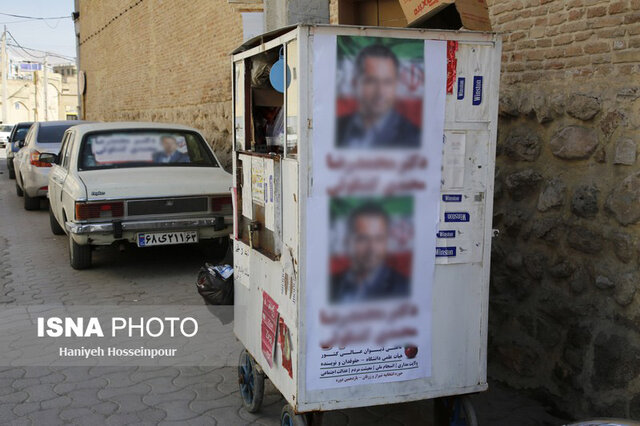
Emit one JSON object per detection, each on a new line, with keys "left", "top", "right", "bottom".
{"left": 0, "top": 156, "right": 564, "bottom": 425}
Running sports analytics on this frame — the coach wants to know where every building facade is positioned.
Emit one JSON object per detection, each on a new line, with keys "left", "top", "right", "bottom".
{"left": 1, "top": 66, "right": 78, "bottom": 124}
{"left": 76, "top": 0, "right": 640, "bottom": 418}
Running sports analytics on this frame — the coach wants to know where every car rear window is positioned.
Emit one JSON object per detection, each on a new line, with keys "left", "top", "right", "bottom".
{"left": 0, "top": 125, "right": 12, "bottom": 132}
{"left": 37, "top": 124, "right": 75, "bottom": 143}
{"left": 78, "top": 130, "right": 219, "bottom": 170}
{"left": 12, "top": 127, "right": 29, "bottom": 141}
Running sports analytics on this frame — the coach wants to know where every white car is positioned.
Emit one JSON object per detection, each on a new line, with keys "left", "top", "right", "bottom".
{"left": 44, "top": 122, "right": 233, "bottom": 269}
{"left": 0, "top": 124, "right": 13, "bottom": 148}
{"left": 14, "top": 121, "right": 83, "bottom": 210}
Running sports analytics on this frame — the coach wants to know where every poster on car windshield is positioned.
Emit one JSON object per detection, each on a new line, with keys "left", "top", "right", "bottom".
{"left": 305, "top": 34, "right": 447, "bottom": 390}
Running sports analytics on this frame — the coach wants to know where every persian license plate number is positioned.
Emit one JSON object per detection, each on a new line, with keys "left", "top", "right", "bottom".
{"left": 137, "top": 231, "right": 198, "bottom": 247}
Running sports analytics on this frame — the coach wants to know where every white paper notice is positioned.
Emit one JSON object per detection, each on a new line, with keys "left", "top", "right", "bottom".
{"left": 265, "top": 158, "right": 275, "bottom": 231}
{"left": 251, "top": 156, "right": 265, "bottom": 206}
{"left": 442, "top": 132, "right": 466, "bottom": 190}
{"left": 240, "top": 154, "right": 253, "bottom": 220}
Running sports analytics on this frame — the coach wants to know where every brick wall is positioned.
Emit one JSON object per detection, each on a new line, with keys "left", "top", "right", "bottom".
{"left": 486, "top": 0, "right": 640, "bottom": 419}
{"left": 490, "top": 0, "right": 640, "bottom": 85}
{"left": 77, "top": 0, "right": 261, "bottom": 167}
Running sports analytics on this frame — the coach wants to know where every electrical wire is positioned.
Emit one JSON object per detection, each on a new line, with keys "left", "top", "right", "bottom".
{"left": 5, "top": 31, "right": 75, "bottom": 62}
{"left": 0, "top": 13, "right": 69, "bottom": 21}
{"left": 79, "top": 0, "right": 144, "bottom": 45}
{"left": 7, "top": 31, "right": 45, "bottom": 58}
{"left": 0, "top": 19, "right": 35, "bottom": 25}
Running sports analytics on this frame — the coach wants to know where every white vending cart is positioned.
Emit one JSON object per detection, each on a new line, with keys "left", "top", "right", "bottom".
{"left": 231, "top": 24, "right": 501, "bottom": 425}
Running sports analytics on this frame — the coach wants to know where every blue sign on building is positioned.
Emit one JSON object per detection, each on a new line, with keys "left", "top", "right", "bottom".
{"left": 19, "top": 62, "right": 42, "bottom": 72}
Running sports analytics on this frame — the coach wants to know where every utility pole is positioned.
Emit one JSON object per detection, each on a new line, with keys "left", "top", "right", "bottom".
{"left": 43, "top": 53, "right": 48, "bottom": 121}
{"left": 1, "top": 26, "right": 7, "bottom": 124}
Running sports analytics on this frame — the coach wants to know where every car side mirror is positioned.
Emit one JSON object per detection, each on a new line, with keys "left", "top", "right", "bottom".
{"left": 38, "top": 153, "right": 58, "bottom": 165}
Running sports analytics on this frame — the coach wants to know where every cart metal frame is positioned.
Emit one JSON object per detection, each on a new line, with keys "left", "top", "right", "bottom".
{"left": 231, "top": 24, "right": 502, "bottom": 424}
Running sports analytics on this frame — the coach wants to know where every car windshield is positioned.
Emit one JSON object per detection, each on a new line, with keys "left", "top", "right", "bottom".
{"left": 0, "top": 125, "right": 12, "bottom": 132}
{"left": 38, "top": 124, "right": 75, "bottom": 143}
{"left": 78, "top": 130, "right": 219, "bottom": 170}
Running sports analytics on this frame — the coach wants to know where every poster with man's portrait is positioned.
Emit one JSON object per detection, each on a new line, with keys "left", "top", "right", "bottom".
{"left": 306, "top": 34, "right": 447, "bottom": 391}
{"left": 328, "top": 196, "right": 413, "bottom": 305}
{"left": 335, "top": 36, "right": 424, "bottom": 149}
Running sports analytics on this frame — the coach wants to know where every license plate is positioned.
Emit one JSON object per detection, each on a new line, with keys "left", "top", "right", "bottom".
{"left": 136, "top": 231, "right": 198, "bottom": 247}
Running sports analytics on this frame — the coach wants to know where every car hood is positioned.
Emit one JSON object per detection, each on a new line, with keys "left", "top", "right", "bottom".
{"left": 78, "top": 167, "right": 232, "bottom": 200}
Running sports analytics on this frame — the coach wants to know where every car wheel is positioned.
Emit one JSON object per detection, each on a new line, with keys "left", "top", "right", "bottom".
{"left": 49, "top": 205, "right": 65, "bottom": 235}
{"left": 68, "top": 234, "right": 92, "bottom": 270}
{"left": 24, "top": 192, "right": 40, "bottom": 210}
{"left": 8, "top": 168, "right": 15, "bottom": 179}
{"left": 15, "top": 181, "right": 23, "bottom": 197}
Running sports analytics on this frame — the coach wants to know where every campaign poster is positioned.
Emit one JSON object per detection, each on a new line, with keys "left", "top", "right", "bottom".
{"left": 306, "top": 34, "right": 447, "bottom": 390}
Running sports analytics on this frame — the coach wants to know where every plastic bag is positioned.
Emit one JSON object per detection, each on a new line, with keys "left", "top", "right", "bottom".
{"left": 196, "top": 263, "right": 234, "bottom": 305}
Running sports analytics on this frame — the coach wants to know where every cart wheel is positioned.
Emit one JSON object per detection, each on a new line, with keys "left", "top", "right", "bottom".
{"left": 434, "top": 395, "right": 478, "bottom": 426}
{"left": 238, "top": 349, "right": 264, "bottom": 413}
{"left": 280, "top": 404, "right": 308, "bottom": 426}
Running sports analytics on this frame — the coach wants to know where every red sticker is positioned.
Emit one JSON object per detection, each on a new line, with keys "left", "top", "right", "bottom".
{"left": 278, "top": 317, "right": 293, "bottom": 378}
{"left": 446, "top": 41, "right": 459, "bottom": 95}
{"left": 261, "top": 291, "right": 279, "bottom": 368}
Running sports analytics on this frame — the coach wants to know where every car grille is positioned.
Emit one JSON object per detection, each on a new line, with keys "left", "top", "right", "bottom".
{"left": 127, "top": 197, "right": 208, "bottom": 216}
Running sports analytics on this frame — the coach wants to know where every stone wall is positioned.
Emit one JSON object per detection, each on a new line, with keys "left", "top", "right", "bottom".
{"left": 488, "top": 0, "right": 640, "bottom": 419}
{"left": 77, "top": 0, "right": 261, "bottom": 168}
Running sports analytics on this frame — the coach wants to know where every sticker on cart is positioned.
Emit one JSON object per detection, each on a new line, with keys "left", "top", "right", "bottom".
{"left": 442, "top": 132, "right": 466, "bottom": 190}
{"left": 442, "top": 194, "right": 462, "bottom": 202}
{"left": 261, "top": 291, "right": 279, "bottom": 368}
{"left": 278, "top": 318, "right": 293, "bottom": 378}
{"left": 437, "top": 230, "right": 456, "bottom": 238}
{"left": 444, "top": 212, "right": 470, "bottom": 222}
{"left": 457, "top": 77, "right": 465, "bottom": 100}
{"left": 251, "top": 156, "right": 265, "bottom": 206}
{"left": 240, "top": 154, "right": 253, "bottom": 220}
{"left": 472, "top": 76, "right": 483, "bottom": 106}
{"left": 436, "top": 247, "right": 456, "bottom": 257}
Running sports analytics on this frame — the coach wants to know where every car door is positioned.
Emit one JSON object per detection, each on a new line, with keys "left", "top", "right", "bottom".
{"left": 49, "top": 132, "right": 70, "bottom": 208}
{"left": 59, "top": 132, "right": 78, "bottom": 225}
{"left": 15, "top": 125, "right": 34, "bottom": 183}
{"left": 50, "top": 132, "right": 74, "bottom": 224}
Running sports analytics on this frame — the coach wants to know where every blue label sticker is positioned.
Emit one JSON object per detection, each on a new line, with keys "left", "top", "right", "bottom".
{"left": 269, "top": 175, "right": 274, "bottom": 203}
{"left": 138, "top": 235, "right": 146, "bottom": 247}
{"left": 437, "top": 230, "right": 456, "bottom": 238}
{"left": 472, "top": 76, "right": 483, "bottom": 106}
{"left": 444, "top": 212, "right": 470, "bottom": 222}
{"left": 442, "top": 194, "right": 463, "bottom": 202}
{"left": 457, "top": 77, "right": 465, "bottom": 100}
{"left": 436, "top": 247, "right": 457, "bottom": 257}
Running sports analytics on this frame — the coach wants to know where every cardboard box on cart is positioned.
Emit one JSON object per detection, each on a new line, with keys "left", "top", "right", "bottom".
{"left": 397, "top": 0, "right": 492, "bottom": 31}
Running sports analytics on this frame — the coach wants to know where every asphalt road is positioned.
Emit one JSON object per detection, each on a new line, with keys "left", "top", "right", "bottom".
{"left": 0, "top": 151, "right": 563, "bottom": 425}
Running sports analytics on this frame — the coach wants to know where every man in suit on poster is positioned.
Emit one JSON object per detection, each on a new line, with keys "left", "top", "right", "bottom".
{"left": 153, "top": 135, "right": 190, "bottom": 163}
{"left": 330, "top": 203, "right": 410, "bottom": 304}
{"left": 336, "top": 44, "right": 421, "bottom": 149}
